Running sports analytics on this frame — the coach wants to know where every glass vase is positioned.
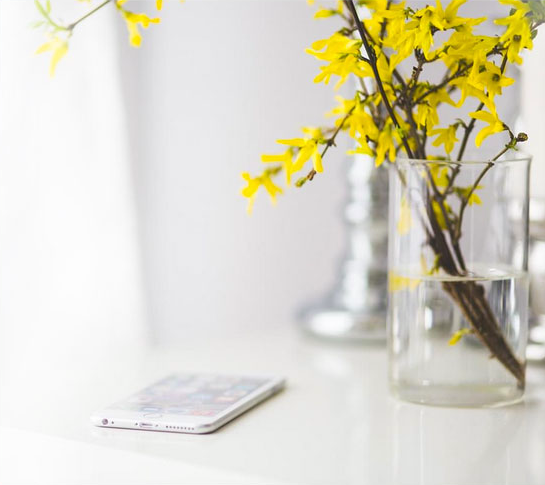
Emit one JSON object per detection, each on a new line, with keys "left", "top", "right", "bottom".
{"left": 388, "top": 155, "right": 531, "bottom": 407}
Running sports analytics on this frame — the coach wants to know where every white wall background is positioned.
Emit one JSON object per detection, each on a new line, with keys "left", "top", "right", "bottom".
{"left": 0, "top": 0, "right": 543, "bottom": 352}
{"left": 0, "top": 0, "right": 150, "bottom": 399}
{"left": 0, "top": 0, "right": 348, "bottom": 350}
{"left": 117, "top": 0, "right": 348, "bottom": 343}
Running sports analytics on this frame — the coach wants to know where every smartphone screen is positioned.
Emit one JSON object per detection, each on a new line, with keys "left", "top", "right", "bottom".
{"left": 105, "top": 374, "right": 274, "bottom": 418}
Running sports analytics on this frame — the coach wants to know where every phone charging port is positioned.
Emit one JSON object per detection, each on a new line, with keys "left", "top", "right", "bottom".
{"left": 139, "top": 422, "right": 154, "bottom": 428}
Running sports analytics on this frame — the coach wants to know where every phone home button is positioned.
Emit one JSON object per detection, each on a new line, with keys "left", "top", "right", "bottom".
{"left": 143, "top": 413, "right": 162, "bottom": 418}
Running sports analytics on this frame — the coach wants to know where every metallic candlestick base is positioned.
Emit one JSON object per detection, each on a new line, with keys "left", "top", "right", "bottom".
{"left": 299, "top": 154, "right": 388, "bottom": 342}
{"left": 299, "top": 297, "right": 387, "bottom": 342}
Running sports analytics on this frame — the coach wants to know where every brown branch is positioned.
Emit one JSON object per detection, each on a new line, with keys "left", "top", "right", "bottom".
{"left": 414, "top": 63, "right": 470, "bottom": 106}
{"left": 453, "top": 162, "right": 493, "bottom": 240}
{"left": 67, "top": 0, "right": 112, "bottom": 31}
{"left": 344, "top": 0, "right": 415, "bottom": 159}
{"left": 297, "top": 105, "right": 356, "bottom": 185}
{"left": 424, "top": 166, "right": 467, "bottom": 273}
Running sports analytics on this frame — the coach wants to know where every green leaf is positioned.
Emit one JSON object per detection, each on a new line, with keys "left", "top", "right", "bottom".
{"left": 528, "top": 0, "right": 545, "bottom": 19}
{"left": 34, "top": 0, "right": 47, "bottom": 19}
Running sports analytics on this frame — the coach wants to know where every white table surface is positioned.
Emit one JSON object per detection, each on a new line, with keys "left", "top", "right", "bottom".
{"left": 1, "top": 324, "right": 545, "bottom": 485}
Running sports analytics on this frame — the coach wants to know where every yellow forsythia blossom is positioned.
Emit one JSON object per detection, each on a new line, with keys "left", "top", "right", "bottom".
{"left": 261, "top": 149, "right": 294, "bottom": 186}
{"left": 116, "top": 0, "right": 160, "bottom": 47}
{"left": 329, "top": 95, "right": 379, "bottom": 141}
{"left": 429, "top": 163, "right": 450, "bottom": 188}
{"left": 397, "top": 196, "right": 412, "bottom": 235}
{"left": 243, "top": 0, "right": 544, "bottom": 210}
{"left": 314, "top": 0, "right": 344, "bottom": 19}
{"left": 449, "top": 328, "right": 473, "bottom": 346}
{"left": 277, "top": 127, "right": 324, "bottom": 174}
{"left": 428, "top": 125, "right": 459, "bottom": 154}
{"left": 241, "top": 170, "right": 283, "bottom": 214}
{"left": 306, "top": 33, "right": 367, "bottom": 88}
{"left": 375, "top": 124, "right": 396, "bottom": 167}
{"left": 495, "top": 0, "right": 533, "bottom": 64}
{"left": 469, "top": 107, "right": 506, "bottom": 147}
{"left": 414, "top": 88, "right": 455, "bottom": 132}
{"left": 36, "top": 35, "right": 68, "bottom": 77}
{"left": 473, "top": 63, "right": 514, "bottom": 97}
{"left": 388, "top": 271, "right": 421, "bottom": 292}
{"left": 454, "top": 186, "right": 483, "bottom": 205}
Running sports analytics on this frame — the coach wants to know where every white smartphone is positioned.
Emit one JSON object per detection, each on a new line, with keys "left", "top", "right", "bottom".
{"left": 91, "top": 373, "right": 285, "bottom": 434}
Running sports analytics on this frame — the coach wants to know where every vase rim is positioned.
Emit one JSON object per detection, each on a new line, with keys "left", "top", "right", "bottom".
{"left": 396, "top": 153, "right": 532, "bottom": 165}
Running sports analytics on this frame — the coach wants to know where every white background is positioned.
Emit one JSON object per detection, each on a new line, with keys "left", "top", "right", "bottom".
{"left": 0, "top": 0, "right": 543, "bottom": 353}
{"left": 0, "top": 0, "right": 348, "bottom": 352}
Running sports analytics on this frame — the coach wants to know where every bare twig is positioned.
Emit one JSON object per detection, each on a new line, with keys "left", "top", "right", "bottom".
{"left": 67, "top": 0, "right": 112, "bottom": 31}
{"left": 297, "top": 105, "right": 356, "bottom": 185}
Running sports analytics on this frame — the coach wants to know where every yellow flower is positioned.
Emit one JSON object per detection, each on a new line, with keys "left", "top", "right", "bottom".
{"left": 389, "top": 271, "right": 421, "bottom": 292}
{"left": 241, "top": 170, "right": 283, "bottom": 214}
{"left": 397, "top": 196, "right": 412, "bottom": 235}
{"left": 277, "top": 128, "right": 324, "bottom": 174}
{"left": 366, "top": 1, "right": 407, "bottom": 46}
{"left": 454, "top": 185, "right": 483, "bottom": 205}
{"left": 408, "top": 0, "right": 475, "bottom": 59}
{"left": 414, "top": 88, "right": 455, "bottom": 131}
{"left": 306, "top": 33, "right": 367, "bottom": 88}
{"left": 347, "top": 137, "right": 374, "bottom": 157}
{"left": 156, "top": 0, "right": 163, "bottom": 10}
{"left": 467, "top": 189, "right": 482, "bottom": 206}
{"left": 329, "top": 96, "right": 379, "bottom": 141}
{"left": 261, "top": 148, "right": 294, "bottom": 186}
{"left": 495, "top": 4, "right": 533, "bottom": 64}
{"left": 388, "top": 28, "right": 418, "bottom": 68}
{"left": 314, "top": 8, "right": 336, "bottom": 18}
{"left": 472, "top": 62, "right": 514, "bottom": 97}
{"left": 443, "top": 31, "right": 495, "bottom": 65}
{"left": 436, "top": 0, "right": 485, "bottom": 31}
{"left": 450, "top": 72, "right": 496, "bottom": 112}
{"left": 415, "top": 103, "right": 438, "bottom": 132}
{"left": 404, "top": 0, "right": 485, "bottom": 60}
{"left": 375, "top": 124, "right": 396, "bottom": 167}
{"left": 116, "top": 1, "right": 160, "bottom": 47}
{"left": 35, "top": 35, "right": 68, "bottom": 77}
{"left": 449, "top": 328, "right": 473, "bottom": 346}
{"left": 314, "top": 1, "right": 344, "bottom": 19}
{"left": 409, "top": 8, "right": 441, "bottom": 56}
{"left": 429, "top": 163, "right": 450, "bottom": 188}
{"left": 428, "top": 125, "right": 459, "bottom": 154}
{"left": 421, "top": 253, "right": 440, "bottom": 276}
{"left": 432, "top": 199, "right": 452, "bottom": 229}
{"left": 241, "top": 172, "right": 260, "bottom": 200}
{"left": 469, "top": 107, "right": 506, "bottom": 147}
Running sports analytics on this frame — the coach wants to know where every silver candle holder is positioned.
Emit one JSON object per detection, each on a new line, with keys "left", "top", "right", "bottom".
{"left": 299, "top": 153, "right": 388, "bottom": 341}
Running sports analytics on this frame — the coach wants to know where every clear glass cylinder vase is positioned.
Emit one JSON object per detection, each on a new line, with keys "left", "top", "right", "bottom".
{"left": 388, "top": 155, "right": 531, "bottom": 407}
